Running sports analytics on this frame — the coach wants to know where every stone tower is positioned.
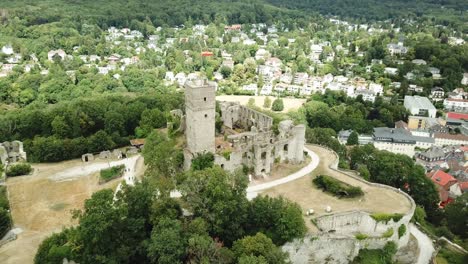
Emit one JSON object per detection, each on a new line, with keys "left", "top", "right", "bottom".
{"left": 184, "top": 78, "right": 216, "bottom": 169}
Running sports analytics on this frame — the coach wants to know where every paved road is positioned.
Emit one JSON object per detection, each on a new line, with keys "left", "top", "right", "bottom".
{"left": 49, "top": 155, "right": 140, "bottom": 181}
{"left": 246, "top": 147, "right": 319, "bottom": 199}
{"left": 410, "top": 223, "right": 435, "bottom": 264}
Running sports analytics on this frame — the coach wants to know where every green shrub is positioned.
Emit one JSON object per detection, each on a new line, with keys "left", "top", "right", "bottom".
{"left": 352, "top": 242, "right": 397, "bottom": 264}
{"left": 0, "top": 186, "right": 9, "bottom": 210}
{"left": 382, "top": 228, "right": 394, "bottom": 238}
{"left": 6, "top": 163, "right": 32, "bottom": 177}
{"left": 99, "top": 165, "right": 125, "bottom": 183}
{"left": 222, "top": 151, "right": 231, "bottom": 160}
{"left": 191, "top": 152, "right": 214, "bottom": 171}
{"left": 355, "top": 233, "right": 368, "bottom": 240}
{"left": 313, "top": 175, "right": 364, "bottom": 198}
{"left": 370, "top": 213, "right": 403, "bottom": 223}
{"left": 271, "top": 98, "right": 284, "bottom": 112}
{"left": 398, "top": 224, "right": 406, "bottom": 238}
{"left": 0, "top": 208, "right": 11, "bottom": 238}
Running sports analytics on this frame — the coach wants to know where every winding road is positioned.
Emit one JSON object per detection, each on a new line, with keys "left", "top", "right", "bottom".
{"left": 246, "top": 147, "right": 319, "bottom": 199}
{"left": 410, "top": 223, "right": 435, "bottom": 264}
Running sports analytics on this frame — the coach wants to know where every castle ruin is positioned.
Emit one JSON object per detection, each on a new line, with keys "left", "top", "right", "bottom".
{"left": 0, "top": 141, "right": 27, "bottom": 165}
{"left": 183, "top": 78, "right": 306, "bottom": 177}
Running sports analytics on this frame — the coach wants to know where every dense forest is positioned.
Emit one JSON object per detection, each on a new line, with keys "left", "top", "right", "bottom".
{"left": 0, "top": 0, "right": 466, "bottom": 30}
{"left": 0, "top": 0, "right": 305, "bottom": 28}
{"left": 266, "top": 0, "right": 467, "bottom": 28}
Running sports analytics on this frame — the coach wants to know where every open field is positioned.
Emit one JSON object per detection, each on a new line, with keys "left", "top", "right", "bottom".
{"left": 263, "top": 145, "right": 412, "bottom": 232}
{"left": 216, "top": 95, "right": 306, "bottom": 113}
{"left": 0, "top": 156, "right": 142, "bottom": 264}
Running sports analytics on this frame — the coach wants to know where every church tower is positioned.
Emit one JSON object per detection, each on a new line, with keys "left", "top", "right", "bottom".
{"left": 184, "top": 78, "right": 216, "bottom": 168}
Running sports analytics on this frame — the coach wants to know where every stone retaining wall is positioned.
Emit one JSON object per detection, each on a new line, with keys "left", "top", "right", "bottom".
{"left": 282, "top": 144, "right": 416, "bottom": 264}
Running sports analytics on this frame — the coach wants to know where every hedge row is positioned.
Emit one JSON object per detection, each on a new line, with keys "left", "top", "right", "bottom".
{"left": 6, "top": 163, "right": 32, "bottom": 177}
{"left": 313, "top": 175, "right": 364, "bottom": 198}
{"left": 99, "top": 165, "right": 125, "bottom": 183}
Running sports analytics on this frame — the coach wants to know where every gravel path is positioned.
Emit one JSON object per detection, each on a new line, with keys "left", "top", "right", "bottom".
{"left": 410, "top": 223, "right": 435, "bottom": 264}
{"left": 49, "top": 156, "right": 140, "bottom": 181}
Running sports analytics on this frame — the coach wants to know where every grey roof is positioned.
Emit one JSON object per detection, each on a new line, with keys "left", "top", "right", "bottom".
{"left": 404, "top": 96, "right": 436, "bottom": 110}
{"left": 373, "top": 127, "right": 434, "bottom": 144}
{"left": 420, "top": 147, "right": 445, "bottom": 159}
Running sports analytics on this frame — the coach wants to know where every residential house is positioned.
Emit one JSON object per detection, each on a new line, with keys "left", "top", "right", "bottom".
{"left": 412, "top": 59, "right": 427, "bottom": 66}
{"left": 293, "top": 72, "right": 308, "bottom": 85}
{"left": 408, "top": 84, "right": 424, "bottom": 93}
{"left": 279, "top": 73, "right": 293, "bottom": 84}
{"left": 242, "top": 84, "right": 258, "bottom": 95}
{"left": 427, "top": 170, "right": 462, "bottom": 207}
{"left": 6, "top": 54, "right": 21, "bottom": 64}
{"left": 384, "top": 67, "right": 398, "bottom": 75}
{"left": 354, "top": 89, "right": 376, "bottom": 103}
{"left": 387, "top": 43, "right": 408, "bottom": 56}
{"left": 431, "top": 87, "right": 445, "bottom": 102}
{"left": 1, "top": 45, "right": 14, "bottom": 55}
{"left": 175, "top": 72, "right": 187, "bottom": 87}
{"left": 48, "top": 49, "right": 67, "bottom": 61}
{"left": 369, "top": 83, "right": 383, "bottom": 95}
{"left": 265, "top": 57, "right": 282, "bottom": 68}
{"left": 417, "top": 146, "right": 445, "bottom": 164}
{"left": 107, "top": 54, "right": 121, "bottom": 64}
{"left": 222, "top": 58, "right": 234, "bottom": 69}
{"left": 260, "top": 84, "right": 273, "bottom": 95}
{"left": 255, "top": 48, "right": 270, "bottom": 61}
{"left": 428, "top": 67, "right": 441, "bottom": 79}
{"left": 462, "top": 73, "right": 468, "bottom": 86}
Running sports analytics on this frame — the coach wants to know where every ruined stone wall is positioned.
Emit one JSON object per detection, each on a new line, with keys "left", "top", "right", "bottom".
{"left": 0, "top": 141, "right": 27, "bottom": 164}
{"left": 219, "top": 102, "right": 273, "bottom": 131}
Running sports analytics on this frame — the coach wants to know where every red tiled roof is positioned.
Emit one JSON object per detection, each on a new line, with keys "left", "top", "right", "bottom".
{"left": 201, "top": 51, "right": 214, "bottom": 57}
{"left": 427, "top": 170, "right": 458, "bottom": 189}
{"left": 460, "top": 182, "right": 468, "bottom": 191}
{"left": 460, "top": 146, "right": 468, "bottom": 152}
{"left": 447, "top": 112, "right": 468, "bottom": 120}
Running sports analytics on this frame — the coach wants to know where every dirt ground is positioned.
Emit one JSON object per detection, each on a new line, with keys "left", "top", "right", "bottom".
{"left": 216, "top": 95, "right": 307, "bottom": 113}
{"left": 263, "top": 145, "right": 412, "bottom": 232}
{"left": 0, "top": 157, "right": 138, "bottom": 264}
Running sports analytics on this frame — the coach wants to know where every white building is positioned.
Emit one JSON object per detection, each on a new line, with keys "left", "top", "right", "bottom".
{"left": 384, "top": 67, "right": 398, "bottom": 75}
{"left": 443, "top": 98, "right": 468, "bottom": 113}
{"left": 1, "top": 45, "right": 14, "bottom": 55}
{"left": 260, "top": 84, "right": 273, "bottom": 95}
{"left": 242, "top": 84, "right": 258, "bottom": 95}
{"left": 387, "top": 43, "right": 408, "bottom": 56}
{"left": 434, "top": 133, "right": 468, "bottom": 147}
{"left": 462, "top": 73, "right": 468, "bottom": 86}
{"left": 48, "top": 49, "right": 67, "bottom": 61}
{"left": 404, "top": 96, "right": 437, "bottom": 118}
{"left": 369, "top": 83, "right": 383, "bottom": 95}
{"left": 373, "top": 127, "right": 434, "bottom": 157}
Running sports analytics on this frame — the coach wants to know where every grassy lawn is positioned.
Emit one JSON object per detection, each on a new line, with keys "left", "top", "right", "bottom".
{"left": 99, "top": 165, "right": 125, "bottom": 184}
{"left": 436, "top": 247, "right": 468, "bottom": 264}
